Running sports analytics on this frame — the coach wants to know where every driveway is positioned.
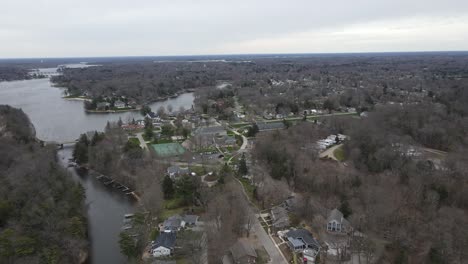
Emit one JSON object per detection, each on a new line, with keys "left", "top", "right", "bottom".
{"left": 319, "top": 144, "right": 342, "bottom": 161}
{"left": 230, "top": 128, "right": 248, "bottom": 151}
{"left": 135, "top": 132, "right": 148, "bottom": 150}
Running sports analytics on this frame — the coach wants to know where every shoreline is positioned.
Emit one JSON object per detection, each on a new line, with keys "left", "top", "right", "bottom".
{"left": 85, "top": 108, "right": 140, "bottom": 113}
{"left": 63, "top": 97, "right": 92, "bottom": 102}
{"left": 82, "top": 89, "right": 194, "bottom": 114}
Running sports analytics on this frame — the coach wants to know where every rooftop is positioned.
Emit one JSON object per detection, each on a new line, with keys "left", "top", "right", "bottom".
{"left": 152, "top": 232, "right": 176, "bottom": 249}
{"left": 286, "top": 229, "right": 320, "bottom": 249}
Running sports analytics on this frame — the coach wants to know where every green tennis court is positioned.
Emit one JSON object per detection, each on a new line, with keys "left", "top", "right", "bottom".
{"left": 151, "top": 143, "right": 186, "bottom": 157}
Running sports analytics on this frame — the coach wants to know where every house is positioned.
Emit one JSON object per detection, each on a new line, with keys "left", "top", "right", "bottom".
{"left": 114, "top": 100, "right": 126, "bottom": 109}
{"left": 284, "top": 196, "right": 299, "bottom": 211}
{"left": 182, "top": 215, "right": 199, "bottom": 226}
{"left": 146, "top": 112, "right": 161, "bottom": 122}
{"left": 271, "top": 206, "right": 290, "bottom": 229}
{"left": 194, "top": 125, "right": 227, "bottom": 137}
{"left": 285, "top": 229, "right": 320, "bottom": 252}
{"left": 96, "top": 102, "right": 110, "bottom": 110}
{"left": 215, "top": 135, "right": 237, "bottom": 147}
{"left": 326, "top": 208, "right": 352, "bottom": 234}
{"left": 167, "top": 166, "right": 189, "bottom": 180}
{"left": 228, "top": 239, "right": 257, "bottom": 264}
{"left": 162, "top": 215, "right": 186, "bottom": 232}
{"left": 151, "top": 232, "right": 176, "bottom": 257}
{"left": 223, "top": 136, "right": 237, "bottom": 146}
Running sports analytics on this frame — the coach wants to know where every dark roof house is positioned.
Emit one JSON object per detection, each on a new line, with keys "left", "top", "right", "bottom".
{"left": 163, "top": 215, "right": 184, "bottom": 232}
{"left": 151, "top": 232, "right": 176, "bottom": 257}
{"left": 285, "top": 229, "right": 320, "bottom": 252}
{"left": 271, "top": 206, "right": 290, "bottom": 229}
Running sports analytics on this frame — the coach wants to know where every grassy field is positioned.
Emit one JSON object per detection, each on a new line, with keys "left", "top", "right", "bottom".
{"left": 333, "top": 145, "right": 346, "bottom": 161}
{"left": 160, "top": 197, "right": 187, "bottom": 220}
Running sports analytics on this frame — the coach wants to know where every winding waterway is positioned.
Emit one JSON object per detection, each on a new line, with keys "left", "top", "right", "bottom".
{"left": 0, "top": 75, "right": 194, "bottom": 263}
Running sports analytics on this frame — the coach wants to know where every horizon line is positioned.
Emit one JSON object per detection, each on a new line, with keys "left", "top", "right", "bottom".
{"left": 1, "top": 50, "right": 468, "bottom": 60}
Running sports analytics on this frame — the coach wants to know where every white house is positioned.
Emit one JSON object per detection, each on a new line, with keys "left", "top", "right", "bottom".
{"left": 151, "top": 232, "right": 176, "bottom": 257}
{"left": 326, "top": 208, "right": 352, "bottom": 233}
{"left": 114, "top": 100, "right": 126, "bottom": 109}
{"left": 152, "top": 246, "right": 171, "bottom": 258}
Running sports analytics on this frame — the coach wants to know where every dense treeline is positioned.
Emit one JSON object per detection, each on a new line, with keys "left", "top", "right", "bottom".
{"left": 51, "top": 62, "right": 220, "bottom": 103}
{"left": 253, "top": 103, "right": 468, "bottom": 263}
{"left": 0, "top": 66, "right": 47, "bottom": 81}
{"left": 0, "top": 105, "right": 87, "bottom": 264}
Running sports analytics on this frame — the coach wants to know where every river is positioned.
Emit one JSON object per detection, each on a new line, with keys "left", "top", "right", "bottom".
{"left": 0, "top": 75, "right": 194, "bottom": 263}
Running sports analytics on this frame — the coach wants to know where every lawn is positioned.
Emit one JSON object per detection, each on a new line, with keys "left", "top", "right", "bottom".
{"left": 333, "top": 146, "right": 346, "bottom": 161}
{"left": 190, "top": 165, "right": 206, "bottom": 176}
{"left": 239, "top": 178, "right": 255, "bottom": 200}
{"left": 256, "top": 247, "right": 271, "bottom": 264}
{"left": 128, "top": 137, "right": 139, "bottom": 145}
{"left": 160, "top": 198, "right": 187, "bottom": 220}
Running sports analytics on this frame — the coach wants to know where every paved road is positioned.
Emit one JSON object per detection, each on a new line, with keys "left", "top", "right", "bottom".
{"left": 135, "top": 132, "right": 148, "bottom": 150}
{"left": 234, "top": 178, "right": 288, "bottom": 263}
{"left": 251, "top": 213, "right": 288, "bottom": 264}
{"left": 422, "top": 147, "right": 448, "bottom": 156}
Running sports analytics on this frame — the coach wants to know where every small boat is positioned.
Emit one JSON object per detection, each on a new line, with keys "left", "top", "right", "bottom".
{"left": 103, "top": 180, "right": 114, "bottom": 186}
{"left": 67, "top": 162, "right": 77, "bottom": 167}
{"left": 121, "top": 224, "right": 133, "bottom": 230}
{"left": 124, "top": 213, "right": 135, "bottom": 219}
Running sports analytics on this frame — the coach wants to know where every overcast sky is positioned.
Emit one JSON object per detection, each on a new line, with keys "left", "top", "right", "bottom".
{"left": 1, "top": 0, "right": 468, "bottom": 58}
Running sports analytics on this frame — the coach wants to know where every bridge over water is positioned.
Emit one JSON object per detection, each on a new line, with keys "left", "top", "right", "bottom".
{"left": 41, "top": 140, "right": 77, "bottom": 149}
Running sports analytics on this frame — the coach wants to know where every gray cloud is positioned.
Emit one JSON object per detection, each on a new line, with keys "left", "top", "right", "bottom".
{"left": 1, "top": 0, "right": 467, "bottom": 57}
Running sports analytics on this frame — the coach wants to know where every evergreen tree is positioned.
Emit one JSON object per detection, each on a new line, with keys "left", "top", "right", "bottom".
{"left": 238, "top": 153, "right": 248, "bottom": 176}
{"left": 339, "top": 199, "right": 352, "bottom": 218}
{"left": 73, "top": 134, "right": 89, "bottom": 164}
{"left": 144, "top": 118, "right": 154, "bottom": 140}
{"left": 162, "top": 175, "right": 175, "bottom": 199}
{"left": 247, "top": 123, "right": 259, "bottom": 137}
{"left": 140, "top": 105, "right": 151, "bottom": 116}
{"left": 176, "top": 175, "right": 196, "bottom": 206}
{"left": 118, "top": 232, "right": 138, "bottom": 259}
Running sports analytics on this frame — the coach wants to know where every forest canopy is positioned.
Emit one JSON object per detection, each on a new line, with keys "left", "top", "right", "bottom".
{"left": 0, "top": 105, "right": 87, "bottom": 264}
